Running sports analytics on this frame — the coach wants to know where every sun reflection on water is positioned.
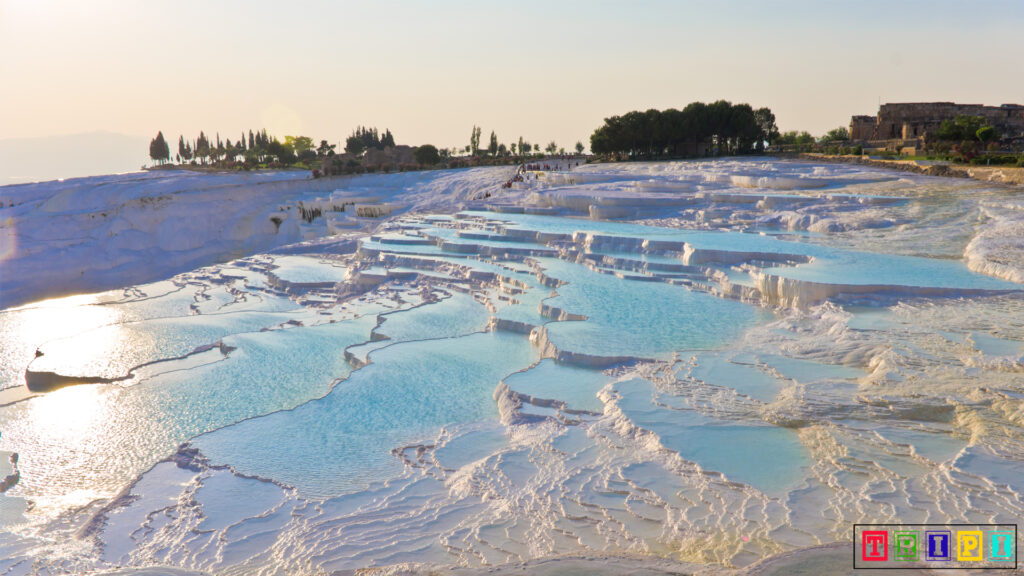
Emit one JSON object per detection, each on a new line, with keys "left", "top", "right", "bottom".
{"left": 0, "top": 294, "right": 138, "bottom": 516}
{"left": 9, "top": 293, "right": 121, "bottom": 343}
{"left": 0, "top": 294, "right": 123, "bottom": 390}
{"left": 2, "top": 383, "right": 120, "bottom": 515}
{"left": 28, "top": 385, "right": 108, "bottom": 441}
{"left": 2, "top": 381, "right": 130, "bottom": 510}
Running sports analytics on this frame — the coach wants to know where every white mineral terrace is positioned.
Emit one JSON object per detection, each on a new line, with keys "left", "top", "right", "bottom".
{"left": 0, "top": 158, "right": 1022, "bottom": 575}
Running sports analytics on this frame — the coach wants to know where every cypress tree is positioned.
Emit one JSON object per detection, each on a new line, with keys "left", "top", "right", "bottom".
{"left": 196, "top": 131, "right": 210, "bottom": 164}
{"left": 149, "top": 131, "right": 170, "bottom": 165}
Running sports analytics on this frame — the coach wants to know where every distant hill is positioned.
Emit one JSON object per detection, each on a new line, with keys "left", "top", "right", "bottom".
{"left": 0, "top": 131, "right": 149, "bottom": 185}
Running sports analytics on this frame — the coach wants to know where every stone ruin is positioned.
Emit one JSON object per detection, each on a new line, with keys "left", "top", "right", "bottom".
{"left": 850, "top": 102, "right": 1024, "bottom": 150}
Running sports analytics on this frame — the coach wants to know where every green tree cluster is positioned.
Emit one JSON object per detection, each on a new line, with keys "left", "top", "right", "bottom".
{"left": 935, "top": 115, "right": 998, "bottom": 143}
{"left": 177, "top": 135, "right": 192, "bottom": 163}
{"left": 776, "top": 131, "right": 816, "bottom": 146}
{"left": 284, "top": 136, "right": 315, "bottom": 161}
{"left": 470, "top": 125, "right": 482, "bottom": 155}
{"left": 488, "top": 131, "right": 498, "bottom": 156}
{"left": 266, "top": 139, "right": 296, "bottom": 164}
{"left": 153, "top": 127, "right": 328, "bottom": 167}
{"left": 346, "top": 127, "right": 396, "bottom": 155}
{"left": 414, "top": 144, "right": 441, "bottom": 165}
{"left": 976, "top": 125, "right": 997, "bottom": 145}
{"left": 149, "top": 131, "right": 170, "bottom": 164}
{"left": 316, "top": 140, "right": 337, "bottom": 158}
{"left": 753, "top": 108, "right": 780, "bottom": 151}
{"left": 819, "top": 126, "right": 850, "bottom": 143}
{"left": 517, "top": 137, "right": 532, "bottom": 157}
{"left": 189, "top": 129, "right": 267, "bottom": 164}
{"left": 463, "top": 126, "right": 541, "bottom": 158}
{"left": 589, "top": 101, "right": 777, "bottom": 157}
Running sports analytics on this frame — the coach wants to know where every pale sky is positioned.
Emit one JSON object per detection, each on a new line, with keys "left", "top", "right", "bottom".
{"left": 2, "top": 0, "right": 1023, "bottom": 153}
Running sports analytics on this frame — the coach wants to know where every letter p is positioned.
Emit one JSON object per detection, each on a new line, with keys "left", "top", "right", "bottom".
{"left": 958, "top": 531, "right": 983, "bottom": 561}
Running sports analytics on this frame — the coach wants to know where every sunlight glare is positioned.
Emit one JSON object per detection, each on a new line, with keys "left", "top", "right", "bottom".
{"left": 29, "top": 385, "right": 107, "bottom": 441}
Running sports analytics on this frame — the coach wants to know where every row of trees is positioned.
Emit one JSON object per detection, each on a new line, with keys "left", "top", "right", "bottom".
{"left": 344, "top": 126, "right": 395, "bottom": 155}
{"left": 463, "top": 126, "right": 585, "bottom": 158}
{"left": 589, "top": 101, "right": 779, "bottom": 158}
{"left": 152, "top": 125, "right": 442, "bottom": 171}
{"left": 149, "top": 129, "right": 338, "bottom": 166}
{"left": 772, "top": 127, "right": 849, "bottom": 147}
{"left": 150, "top": 122, "right": 590, "bottom": 170}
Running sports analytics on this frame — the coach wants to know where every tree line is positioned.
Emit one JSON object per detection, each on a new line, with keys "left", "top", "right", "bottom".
{"left": 457, "top": 125, "right": 585, "bottom": 159}
{"left": 150, "top": 122, "right": 590, "bottom": 172}
{"left": 589, "top": 101, "right": 779, "bottom": 158}
{"left": 344, "top": 126, "right": 396, "bottom": 155}
{"left": 149, "top": 128, "right": 337, "bottom": 167}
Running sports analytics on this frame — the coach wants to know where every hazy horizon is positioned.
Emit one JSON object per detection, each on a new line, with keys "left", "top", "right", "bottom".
{"left": 2, "top": 0, "right": 1024, "bottom": 171}
{"left": 0, "top": 131, "right": 149, "bottom": 184}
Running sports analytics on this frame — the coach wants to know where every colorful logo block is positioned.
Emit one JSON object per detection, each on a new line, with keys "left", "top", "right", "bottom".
{"left": 957, "top": 530, "right": 983, "bottom": 562}
{"left": 855, "top": 524, "right": 1016, "bottom": 569}
{"left": 895, "top": 531, "right": 919, "bottom": 561}
{"left": 925, "top": 530, "right": 951, "bottom": 561}
{"left": 990, "top": 531, "right": 1015, "bottom": 562}
{"left": 862, "top": 530, "right": 889, "bottom": 562}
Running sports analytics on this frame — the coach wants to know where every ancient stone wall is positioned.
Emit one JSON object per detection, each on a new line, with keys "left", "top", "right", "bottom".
{"left": 850, "top": 102, "right": 1024, "bottom": 143}
{"left": 850, "top": 116, "right": 876, "bottom": 141}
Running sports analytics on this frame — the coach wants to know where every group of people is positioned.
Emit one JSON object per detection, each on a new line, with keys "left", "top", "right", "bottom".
{"left": 529, "top": 161, "right": 583, "bottom": 171}
{"left": 501, "top": 167, "right": 528, "bottom": 189}
{"left": 496, "top": 157, "right": 585, "bottom": 190}
{"left": 524, "top": 163, "right": 563, "bottom": 171}
{"left": 501, "top": 163, "right": 530, "bottom": 189}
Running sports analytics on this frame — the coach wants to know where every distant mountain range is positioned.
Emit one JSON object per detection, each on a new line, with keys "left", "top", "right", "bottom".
{"left": 0, "top": 131, "right": 149, "bottom": 185}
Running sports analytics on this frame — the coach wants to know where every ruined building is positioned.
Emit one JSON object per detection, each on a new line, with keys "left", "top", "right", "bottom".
{"left": 850, "top": 102, "right": 1024, "bottom": 146}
